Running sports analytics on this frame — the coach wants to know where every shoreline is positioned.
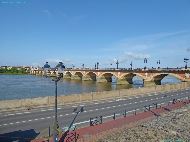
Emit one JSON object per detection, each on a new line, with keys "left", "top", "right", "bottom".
{"left": 0, "top": 82, "right": 189, "bottom": 111}
{"left": 0, "top": 73, "right": 28, "bottom": 75}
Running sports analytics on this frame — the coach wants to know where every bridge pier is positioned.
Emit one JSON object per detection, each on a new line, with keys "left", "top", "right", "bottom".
{"left": 97, "top": 77, "right": 109, "bottom": 83}
{"left": 144, "top": 81, "right": 156, "bottom": 87}
{"left": 143, "top": 80, "right": 161, "bottom": 87}
{"left": 71, "top": 75, "right": 82, "bottom": 80}
{"left": 63, "top": 75, "right": 71, "bottom": 79}
{"left": 82, "top": 75, "right": 96, "bottom": 81}
{"left": 116, "top": 78, "right": 133, "bottom": 85}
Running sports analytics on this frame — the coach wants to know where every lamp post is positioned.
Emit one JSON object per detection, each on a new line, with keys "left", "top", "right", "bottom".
{"left": 52, "top": 62, "right": 65, "bottom": 142}
{"left": 130, "top": 61, "right": 133, "bottom": 70}
{"left": 116, "top": 60, "right": 119, "bottom": 69}
{"left": 72, "top": 64, "right": 75, "bottom": 69}
{"left": 43, "top": 62, "right": 50, "bottom": 77}
{"left": 184, "top": 58, "right": 189, "bottom": 69}
{"left": 144, "top": 58, "right": 147, "bottom": 70}
{"left": 52, "top": 75, "right": 61, "bottom": 142}
{"left": 97, "top": 62, "right": 99, "bottom": 69}
{"left": 157, "top": 60, "right": 160, "bottom": 69}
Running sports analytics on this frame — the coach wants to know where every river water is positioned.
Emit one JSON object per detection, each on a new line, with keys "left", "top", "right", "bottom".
{"left": 0, "top": 75, "right": 181, "bottom": 100}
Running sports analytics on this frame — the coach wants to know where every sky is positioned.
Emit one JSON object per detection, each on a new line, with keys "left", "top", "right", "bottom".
{"left": 0, "top": 0, "right": 190, "bottom": 69}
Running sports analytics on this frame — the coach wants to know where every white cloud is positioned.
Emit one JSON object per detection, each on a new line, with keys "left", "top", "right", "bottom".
{"left": 42, "top": 9, "right": 52, "bottom": 18}
{"left": 187, "top": 48, "right": 190, "bottom": 52}
{"left": 69, "top": 14, "right": 88, "bottom": 24}
{"left": 124, "top": 52, "right": 150, "bottom": 60}
{"left": 46, "top": 58, "right": 71, "bottom": 64}
{"left": 119, "top": 52, "right": 150, "bottom": 63}
{"left": 103, "top": 30, "right": 190, "bottom": 53}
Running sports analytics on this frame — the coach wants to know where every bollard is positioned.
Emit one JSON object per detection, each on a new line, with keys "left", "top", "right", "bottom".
{"left": 155, "top": 103, "right": 158, "bottom": 109}
{"left": 100, "top": 116, "right": 103, "bottom": 124}
{"left": 144, "top": 106, "right": 147, "bottom": 112}
{"left": 113, "top": 113, "right": 116, "bottom": 120}
{"left": 153, "top": 103, "right": 158, "bottom": 109}
{"left": 123, "top": 109, "right": 127, "bottom": 117}
{"left": 90, "top": 118, "right": 93, "bottom": 126}
{"left": 134, "top": 109, "right": 136, "bottom": 115}
{"left": 172, "top": 98, "right": 176, "bottom": 104}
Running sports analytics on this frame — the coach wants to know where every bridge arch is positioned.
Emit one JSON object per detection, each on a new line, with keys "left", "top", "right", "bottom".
{"left": 65, "top": 71, "right": 72, "bottom": 77}
{"left": 152, "top": 73, "right": 183, "bottom": 85}
{"left": 63, "top": 71, "right": 72, "bottom": 79}
{"left": 74, "top": 72, "right": 83, "bottom": 80}
{"left": 84, "top": 72, "right": 97, "bottom": 81}
{"left": 118, "top": 73, "right": 146, "bottom": 85}
{"left": 97, "top": 72, "right": 117, "bottom": 83}
{"left": 167, "top": 73, "right": 185, "bottom": 81}
{"left": 99, "top": 72, "right": 118, "bottom": 77}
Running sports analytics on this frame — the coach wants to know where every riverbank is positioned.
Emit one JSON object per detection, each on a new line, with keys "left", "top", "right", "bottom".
{"left": 0, "top": 73, "right": 28, "bottom": 75}
{"left": 0, "top": 82, "right": 189, "bottom": 111}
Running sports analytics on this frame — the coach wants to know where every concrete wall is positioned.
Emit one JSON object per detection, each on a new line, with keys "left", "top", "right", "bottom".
{"left": 0, "top": 82, "right": 189, "bottom": 110}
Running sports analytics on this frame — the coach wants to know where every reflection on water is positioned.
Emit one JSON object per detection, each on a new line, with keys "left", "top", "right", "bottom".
{"left": 0, "top": 75, "right": 181, "bottom": 100}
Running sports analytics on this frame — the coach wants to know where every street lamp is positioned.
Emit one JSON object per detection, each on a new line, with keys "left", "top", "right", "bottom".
{"left": 144, "top": 58, "right": 148, "bottom": 70}
{"left": 110, "top": 63, "right": 112, "bottom": 69}
{"left": 157, "top": 60, "right": 160, "bottom": 69}
{"left": 52, "top": 63, "right": 65, "bottom": 142}
{"left": 184, "top": 58, "right": 189, "bottom": 69}
{"left": 52, "top": 75, "right": 61, "bottom": 142}
{"left": 116, "top": 60, "right": 119, "bottom": 69}
{"left": 130, "top": 61, "right": 133, "bottom": 70}
{"left": 97, "top": 62, "right": 99, "bottom": 69}
{"left": 72, "top": 64, "right": 75, "bottom": 69}
{"left": 57, "top": 62, "right": 65, "bottom": 75}
{"left": 43, "top": 62, "right": 50, "bottom": 77}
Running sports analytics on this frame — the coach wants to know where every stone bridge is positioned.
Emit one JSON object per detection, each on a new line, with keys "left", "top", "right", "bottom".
{"left": 30, "top": 69, "right": 190, "bottom": 86}
{"left": 63, "top": 69, "right": 190, "bottom": 86}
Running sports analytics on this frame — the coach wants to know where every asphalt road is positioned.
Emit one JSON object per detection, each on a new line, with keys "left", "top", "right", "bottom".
{"left": 0, "top": 88, "right": 190, "bottom": 139}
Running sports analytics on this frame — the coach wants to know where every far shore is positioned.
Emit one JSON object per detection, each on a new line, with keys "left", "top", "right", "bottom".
{"left": 0, "top": 73, "right": 29, "bottom": 75}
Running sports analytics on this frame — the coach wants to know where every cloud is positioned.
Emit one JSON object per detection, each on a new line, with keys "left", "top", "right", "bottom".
{"left": 42, "top": 9, "right": 52, "bottom": 18}
{"left": 119, "top": 52, "right": 150, "bottom": 63}
{"left": 0, "top": 0, "right": 26, "bottom": 4}
{"left": 103, "top": 52, "right": 150, "bottom": 66}
{"left": 46, "top": 58, "right": 71, "bottom": 64}
{"left": 187, "top": 48, "right": 190, "bottom": 52}
{"left": 124, "top": 52, "right": 150, "bottom": 60}
{"left": 69, "top": 14, "right": 88, "bottom": 24}
{"left": 103, "top": 30, "right": 190, "bottom": 54}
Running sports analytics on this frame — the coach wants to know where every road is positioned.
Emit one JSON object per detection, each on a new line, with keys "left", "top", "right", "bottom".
{"left": 0, "top": 88, "right": 190, "bottom": 140}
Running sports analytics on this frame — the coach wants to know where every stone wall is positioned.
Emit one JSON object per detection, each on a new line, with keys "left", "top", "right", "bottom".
{"left": 0, "top": 82, "right": 189, "bottom": 110}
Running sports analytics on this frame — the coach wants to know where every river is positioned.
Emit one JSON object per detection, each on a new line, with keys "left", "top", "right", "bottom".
{"left": 0, "top": 75, "right": 181, "bottom": 100}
